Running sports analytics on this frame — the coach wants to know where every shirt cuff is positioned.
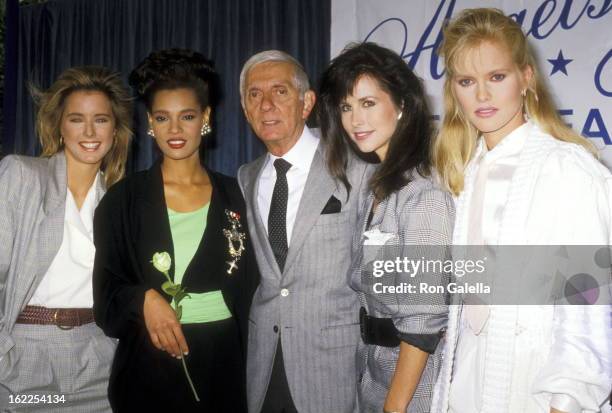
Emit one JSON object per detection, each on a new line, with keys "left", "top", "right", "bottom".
{"left": 550, "top": 394, "right": 581, "bottom": 413}
{"left": 396, "top": 331, "right": 441, "bottom": 354}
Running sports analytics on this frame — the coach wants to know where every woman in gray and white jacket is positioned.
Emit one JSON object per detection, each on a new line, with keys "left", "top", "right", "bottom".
{"left": 0, "top": 66, "right": 131, "bottom": 411}
{"left": 319, "top": 42, "right": 455, "bottom": 413}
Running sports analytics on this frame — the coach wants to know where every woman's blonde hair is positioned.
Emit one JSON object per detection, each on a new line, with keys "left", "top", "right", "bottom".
{"left": 34, "top": 66, "right": 132, "bottom": 187}
{"left": 433, "top": 8, "right": 595, "bottom": 195}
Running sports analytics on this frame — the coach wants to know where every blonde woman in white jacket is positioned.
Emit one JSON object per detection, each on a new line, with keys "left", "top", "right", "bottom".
{"left": 432, "top": 8, "right": 612, "bottom": 413}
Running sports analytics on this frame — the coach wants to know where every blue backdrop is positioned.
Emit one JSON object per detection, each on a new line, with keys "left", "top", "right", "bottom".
{"left": 2, "top": 0, "right": 331, "bottom": 175}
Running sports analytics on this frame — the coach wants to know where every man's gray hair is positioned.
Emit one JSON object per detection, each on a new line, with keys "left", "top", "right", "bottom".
{"left": 239, "top": 50, "right": 311, "bottom": 107}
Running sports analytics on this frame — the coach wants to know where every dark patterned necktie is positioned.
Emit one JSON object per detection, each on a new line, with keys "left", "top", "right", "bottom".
{"left": 268, "top": 158, "right": 292, "bottom": 272}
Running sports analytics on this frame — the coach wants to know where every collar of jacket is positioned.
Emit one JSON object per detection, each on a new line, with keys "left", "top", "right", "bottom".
{"left": 42, "top": 152, "right": 67, "bottom": 216}
{"left": 42, "top": 151, "right": 106, "bottom": 216}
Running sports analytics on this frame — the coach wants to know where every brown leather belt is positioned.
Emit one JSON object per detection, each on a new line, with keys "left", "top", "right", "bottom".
{"left": 16, "top": 305, "right": 95, "bottom": 330}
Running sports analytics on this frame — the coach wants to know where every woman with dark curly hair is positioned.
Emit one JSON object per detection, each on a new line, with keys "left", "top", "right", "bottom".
{"left": 318, "top": 42, "right": 454, "bottom": 413}
{"left": 92, "top": 49, "right": 256, "bottom": 412}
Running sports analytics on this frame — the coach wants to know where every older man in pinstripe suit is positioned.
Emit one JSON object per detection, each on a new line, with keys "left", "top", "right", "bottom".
{"left": 238, "top": 50, "right": 371, "bottom": 413}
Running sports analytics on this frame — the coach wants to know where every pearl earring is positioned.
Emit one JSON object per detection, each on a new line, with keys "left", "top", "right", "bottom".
{"left": 201, "top": 123, "right": 212, "bottom": 136}
{"left": 397, "top": 112, "right": 403, "bottom": 120}
{"left": 147, "top": 128, "right": 155, "bottom": 138}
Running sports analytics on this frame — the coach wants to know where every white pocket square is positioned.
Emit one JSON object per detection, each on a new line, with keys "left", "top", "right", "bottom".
{"left": 363, "top": 228, "right": 395, "bottom": 246}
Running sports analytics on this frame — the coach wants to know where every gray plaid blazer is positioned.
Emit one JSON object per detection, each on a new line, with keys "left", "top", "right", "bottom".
{"left": 238, "top": 139, "right": 372, "bottom": 413}
{"left": 0, "top": 152, "right": 104, "bottom": 364}
{"left": 350, "top": 171, "right": 455, "bottom": 413}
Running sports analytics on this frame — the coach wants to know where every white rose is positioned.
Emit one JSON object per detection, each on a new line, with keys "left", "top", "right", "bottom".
{"left": 151, "top": 252, "right": 172, "bottom": 273}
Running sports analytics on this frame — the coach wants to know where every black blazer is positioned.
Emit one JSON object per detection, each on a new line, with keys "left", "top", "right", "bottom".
{"left": 92, "top": 160, "right": 258, "bottom": 362}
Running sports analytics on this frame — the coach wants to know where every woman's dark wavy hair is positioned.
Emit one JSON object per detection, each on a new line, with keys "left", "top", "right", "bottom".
{"left": 129, "top": 48, "right": 218, "bottom": 110}
{"left": 318, "top": 42, "right": 433, "bottom": 201}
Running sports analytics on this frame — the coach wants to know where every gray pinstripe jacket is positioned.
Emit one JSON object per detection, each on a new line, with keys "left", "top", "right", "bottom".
{"left": 238, "top": 139, "right": 372, "bottom": 413}
{"left": 0, "top": 153, "right": 104, "bottom": 366}
{"left": 350, "top": 171, "right": 455, "bottom": 413}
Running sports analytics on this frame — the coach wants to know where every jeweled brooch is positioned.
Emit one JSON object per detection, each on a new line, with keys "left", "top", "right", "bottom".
{"left": 222, "top": 210, "right": 246, "bottom": 275}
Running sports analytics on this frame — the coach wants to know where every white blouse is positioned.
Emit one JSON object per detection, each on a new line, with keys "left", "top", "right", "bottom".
{"left": 29, "top": 174, "right": 100, "bottom": 308}
{"left": 450, "top": 123, "right": 527, "bottom": 412}
{"left": 441, "top": 121, "right": 612, "bottom": 413}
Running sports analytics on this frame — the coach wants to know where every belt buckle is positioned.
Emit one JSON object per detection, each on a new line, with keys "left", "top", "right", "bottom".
{"left": 53, "top": 309, "right": 74, "bottom": 330}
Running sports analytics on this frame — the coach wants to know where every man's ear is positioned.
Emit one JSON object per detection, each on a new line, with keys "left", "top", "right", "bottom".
{"left": 302, "top": 90, "right": 316, "bottom": 120}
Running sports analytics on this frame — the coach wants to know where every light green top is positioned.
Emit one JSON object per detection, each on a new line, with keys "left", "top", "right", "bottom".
{"left": 168, "top": 204, "right": 232, "bottom": 324}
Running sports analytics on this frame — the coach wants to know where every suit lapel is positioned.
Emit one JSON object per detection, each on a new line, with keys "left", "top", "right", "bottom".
{"left": 283, "top": 146, "right": 336, "bottom": 274}
{"left": 137, "top": 161, "right": 176, "bottom": 284}
{"left": 180, "top": 167, "right": 226, "bottom": 287}
{"left": 32, "top": 153, "right": 67, "bottom": 299}
{"left": 42, "top": 152, "right": 67, "bottom": 216}
{"left": 244, "top": 156, "right": 283, "bottom": 278}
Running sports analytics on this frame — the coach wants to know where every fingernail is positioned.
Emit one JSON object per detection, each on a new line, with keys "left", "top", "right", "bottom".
{"left": 184, "top": 351, "right": 189, "bottom": 356}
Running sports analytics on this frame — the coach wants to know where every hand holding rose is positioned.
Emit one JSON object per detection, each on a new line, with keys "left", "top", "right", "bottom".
{"left": 143, "top": 288, "right": 189, "bottom": 358}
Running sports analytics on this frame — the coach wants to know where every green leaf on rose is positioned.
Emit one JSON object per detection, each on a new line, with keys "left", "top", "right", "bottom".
{"left": 175, "top": 289, "right": 191, "bottom": 304}
{"left": 162, "top": 281, "right": 181, "bottom": 296}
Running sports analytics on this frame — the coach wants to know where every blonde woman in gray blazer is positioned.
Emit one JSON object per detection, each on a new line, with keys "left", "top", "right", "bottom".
{"left": 319, "top": 43, "right": 454, "bottom": 413}
{"left": 0, "top": 67, "right": 131, "bottom": 411}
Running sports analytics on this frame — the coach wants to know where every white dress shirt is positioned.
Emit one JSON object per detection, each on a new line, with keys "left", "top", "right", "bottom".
{"left": 466, "top": 125, "right": 525, "bottom": 245}
{"left": 29, "top": 173, "right": 100, "bottom": 308}
{"left": 450, "top": 123, "right": 526, "bottom": 413}
{"left": 257, "top": 127, "right": 319, "bottom": 245}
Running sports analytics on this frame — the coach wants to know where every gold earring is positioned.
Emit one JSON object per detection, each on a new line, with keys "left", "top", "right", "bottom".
{"left": 147, "top": 128, "right": 155, "bottom": 138}
{"left": 522, "top": 89, "right": 531, "bottom": 121}
{"left": 201, "top": 123, "right": 212, "bottom": 136}
{"left": 59, "top": 136, "right": 64, "bottom": 146}
{"left": 397, "top": 112, "right": 403, "bottom": 121}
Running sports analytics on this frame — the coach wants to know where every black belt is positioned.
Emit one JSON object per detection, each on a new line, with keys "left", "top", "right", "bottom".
{"left": 359, "top": 307, "right": 400, "bottom": 348}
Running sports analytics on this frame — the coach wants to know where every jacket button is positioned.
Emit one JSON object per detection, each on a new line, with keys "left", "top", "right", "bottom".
{"left": 280, "top": 288, "right": 289, "bottom": 297}
{"left": 273, "top": 325, "right": 279, "bottom": 333}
